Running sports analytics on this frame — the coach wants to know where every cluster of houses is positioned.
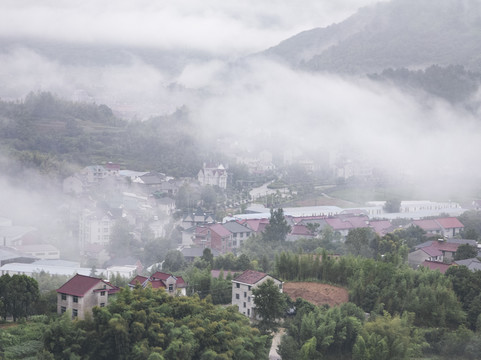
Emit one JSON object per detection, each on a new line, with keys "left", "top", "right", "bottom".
{"left": 179, "top": 204, "right": 467, "bottom": 255}
{"left": 56, "top": 268, "right": 280, "bottom": 322}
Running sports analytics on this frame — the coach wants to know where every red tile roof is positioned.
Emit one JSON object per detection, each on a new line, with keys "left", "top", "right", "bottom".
{"left": 209, "top": 223, "right": 232, "bottom": 238}
{"left": 436, "top": 217, "right": 464, "bottom": 229}
{"left": 412, "top": 219, "right": 441, "bottom": 231}
{"left": 151, "top": 272, "right": 172, "bottom": 281}
{"left": 176, "top": 276, "right": 187, "bottom": 288}
{"left": 129, "top": 275, "right": 148, "bottom": 287}
{"left": 291, "top": 224, "right": 312, "bottom": 236}
{"left": 325, "top": 218, "right": 354, "bottom": 231}
{"left": 421, "top": 260, "right": 452, "bottom": 274}
{"left": 233, "top": 270, "right": 268, "bottom": 285}
{"left": 57, "top": 274, "right": 113, "bottom": 297}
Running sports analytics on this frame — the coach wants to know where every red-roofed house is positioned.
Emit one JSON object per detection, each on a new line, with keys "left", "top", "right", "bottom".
{"left": 369, "top": 220, "right": 395, "bottom": 237}
{"left": 57, "top": 274, "right": 119, "bottom": 319}
{"left": 232, "top": 270, "right": 283, "bottom": 318}
{"left": 287, "top": 224, "right": 314, "bottom": 241}
{"left": 409, "top": 217, "right": 464, "bottom": 238}
{"left": 408, "top": 239, "right": 471, "bottom": 268}
{"left": 421, "top": 260, "right": 452, "bottom": 274}
{"left": 193, "top": 223, "right": 233, "bottom": 254}
{"left": 128, "top": 271, "right": 187, "bottom": 295}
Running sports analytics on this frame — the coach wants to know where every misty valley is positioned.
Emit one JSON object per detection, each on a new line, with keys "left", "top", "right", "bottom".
{"left": 2, "top": 0, "right": 481, "bottom": 359}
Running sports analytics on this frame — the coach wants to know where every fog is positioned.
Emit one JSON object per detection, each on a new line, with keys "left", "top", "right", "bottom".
{"left": 0, "top": 0, "right": 480, "bottom": 239}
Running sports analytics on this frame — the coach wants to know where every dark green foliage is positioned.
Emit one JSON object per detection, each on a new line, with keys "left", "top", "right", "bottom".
{"left": 446, "top": 266, "right": 481, "bottom": 330}
{"left": 458, "top": 211, "right": 481, "bottom": 241}
{"left": 0, "top": 93, "right": 203, "bottom": 179}
{"left": 252, "top": 279, "right": 287, "bottom": 333}
{"left": 383, "top": 198, "right": 401, "bottom": 213}
{"left": 454, "top": 244, "right": 478, "bottom": 261}
{"left": 0, "top": 274, "right": 40, "bottom": 322}
{"left": 371, "top": 65, "right": 481, "bottom": 104}
{"left": 262, "top": 208, "right": 291, "bottom": 242}
{"left": 42, "top": 287, "right": 270, "bottom": 359}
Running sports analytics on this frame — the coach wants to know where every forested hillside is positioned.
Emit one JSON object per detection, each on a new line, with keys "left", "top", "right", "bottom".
{"left": 264, "top": 0, "right": 481, "bottom": 74}
{"left": 0, "top": 92, "right": 202, "bottom": 179}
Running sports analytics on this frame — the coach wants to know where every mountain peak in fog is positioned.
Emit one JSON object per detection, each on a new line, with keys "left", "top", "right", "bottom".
{"left": 263, "top": 0, "right": 481, "bottom": 74}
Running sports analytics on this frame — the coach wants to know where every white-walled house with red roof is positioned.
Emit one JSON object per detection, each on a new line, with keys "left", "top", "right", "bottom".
{"left": 56, "top": 274, "right": 119, "bottom": 319}
{"left": 231, "top": 270, "right": 283, "bottom": 318}
{"left": 128, "top": 271, "right": 187, "bottom": 296}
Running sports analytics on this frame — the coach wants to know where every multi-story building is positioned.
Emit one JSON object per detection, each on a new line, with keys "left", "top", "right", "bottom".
{"left": 231, "top": 270, "right": 283, "bottom": 318}
{"left": 128, "top": 271, "right": 187, "bottom": 296}
{"left": 197, "top": 163, "right": 228, "bottom": 189}
{"left": 56, "top": 274, "right": 119, "bottom": 319}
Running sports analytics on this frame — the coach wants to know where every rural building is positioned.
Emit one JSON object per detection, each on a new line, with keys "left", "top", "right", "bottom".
{"left": 128, "top": 271, "right": 187, "bottom": 296}
{"left": 198, "top": 163, "right": 228, "bottom": 189}
{"left": 231, "top": 269, "right": 283, "bottom": 318}
{"left": 56, "top": 274, "right": 119, "bottom": 319}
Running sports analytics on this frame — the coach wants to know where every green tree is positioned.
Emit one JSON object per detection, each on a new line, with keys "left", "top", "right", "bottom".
{"left": 252, "top": 278, "right": 287, "bottom": 333}
{"left": 163, "top": 250, "right": 186, "bottom": 272}
{"left": 454, "top": 244, "right": 478, "bottom": 261}
{"left": 383, "top": 199, "right": 401, "bottom": 213}
{"left": 263, "top": 208, "right": 291, "bottom": 242}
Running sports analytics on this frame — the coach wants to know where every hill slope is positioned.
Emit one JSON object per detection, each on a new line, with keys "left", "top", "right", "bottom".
{"left": 263, "top": 0, "right": 481, "bottom": 74}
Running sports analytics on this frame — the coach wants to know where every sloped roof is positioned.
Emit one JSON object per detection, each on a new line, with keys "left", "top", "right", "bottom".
{"left": 290, "top": 224, "right": 312, "bottom": 236}
{"left": 222, "top": 221, "right": 252, "bottom": 234}
{"left": 233, "top": 270, "right": 268, "bottom": 285}
{"left": 325, "top": 218, "right": 354, "bottom": 231}
{"left": 129, "top": 275, "right": 148, "bottom": 287}
{"left": 176, "top": 276, "right": 187, "bottom": 288}
{"left": 421, "top": 260, "right": 452, "bottom": 274}
{"left": 209, "top": 223, "right": 232, "bottom": 238}
{"left": 454, "top": 258, "right": 481, "bottom": 271}
{"left": 57, "top": 274, "right": 115, "bottom": 297}
{"left": 369, "top": 220, "right": 394, "bottom": 236}
{"left": 436, "top": 217, "right": 464, "bottom": 229}
{"left": 151, "top": 272, "right": 172, "bottom": 281}
{"left": 412, "top": 219, "right": 441, "bottom": 231}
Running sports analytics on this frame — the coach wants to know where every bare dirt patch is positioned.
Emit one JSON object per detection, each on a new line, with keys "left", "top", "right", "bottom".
{"left": 283, "top": 282, "right": 349, "bottom": 307}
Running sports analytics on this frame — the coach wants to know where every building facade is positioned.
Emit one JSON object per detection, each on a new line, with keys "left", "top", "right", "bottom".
{"left": 231, "top": 270, "right": 283, "bottom": 318}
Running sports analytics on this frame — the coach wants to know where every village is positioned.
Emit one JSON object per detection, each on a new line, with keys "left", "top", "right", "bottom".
{"left": 0, "top": 156, "right": 480, "bottom": 324}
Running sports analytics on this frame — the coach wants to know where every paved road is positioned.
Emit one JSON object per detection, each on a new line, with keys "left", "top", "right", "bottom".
{"left": 269, "top": 328, "right": 285, "bottom": 360}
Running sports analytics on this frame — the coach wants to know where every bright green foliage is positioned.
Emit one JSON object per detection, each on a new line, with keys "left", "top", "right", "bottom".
{"left": 42, "top": 287, "right": 270, "bottom": 359}
{"left": 280, "top": 300, "right": 365, "bottom": 360}
{"left": 353, "top": 312, "right": 427, "bottom": 360}
{"left": 0, "top": 317, "right": 48, "bottom": 360}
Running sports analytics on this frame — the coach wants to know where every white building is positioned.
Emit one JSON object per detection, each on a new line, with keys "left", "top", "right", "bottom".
{"left": 231, "top": 270, "right": 283, "bottom": 318}
{"left": 198, "top": 163, "right": 228, "bottom": 189}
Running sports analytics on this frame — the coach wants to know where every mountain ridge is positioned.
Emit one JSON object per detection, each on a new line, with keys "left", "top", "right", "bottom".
{"left": 262, "top": 0, "right": 481, "bottom": 74}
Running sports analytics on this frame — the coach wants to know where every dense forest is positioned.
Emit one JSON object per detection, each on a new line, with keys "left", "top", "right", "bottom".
{"left": 0, "top": 92, "right": 203, "bottom": 179}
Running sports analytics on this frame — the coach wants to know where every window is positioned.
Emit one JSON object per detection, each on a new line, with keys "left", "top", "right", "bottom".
{"left": 236, "top": 294, "right": 240, "bottom": 300}
{"left": 279, "top": 284, "right": 283, "bottom": 290}
{"left": 61, "top": 293, "right": 66, "bottom": 301}
{"left": 72, "top": 309, "right": 78, "bottom": 317}
{"left": 100, "top": 303, "right": 105, "bottom": 307}
{"left": 244, "top": 292, "right": 247, "bottom": 298}
{"left": 100, "top": 291, "right": 105, "bottom": 296}
{"left": 61, "top": 306, "right": 66, "bottom": 313}
{"left": 243, "top": 302, "right": 246, "bottom": 308}
{"left": 169, "top": 284, "right": 174, "bottom": 292}
{"left": 73, "top": 296, "right": 78, "bottom": 303}
{"left": 236, "top": 283, "right": 240, "bottom": 288}
{"left": 247, "top": 309, "right": 250, "bottom": 316}
{"left": 248, "top": 296, "right": 250, "bottom": 302}
{"left": 248, "top": 286, "right": 251, "bottom": 291}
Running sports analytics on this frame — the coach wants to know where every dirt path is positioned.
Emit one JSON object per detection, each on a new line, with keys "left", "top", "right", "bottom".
{"left": 269, "top": 328, "right": 285, "bottom": 360}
